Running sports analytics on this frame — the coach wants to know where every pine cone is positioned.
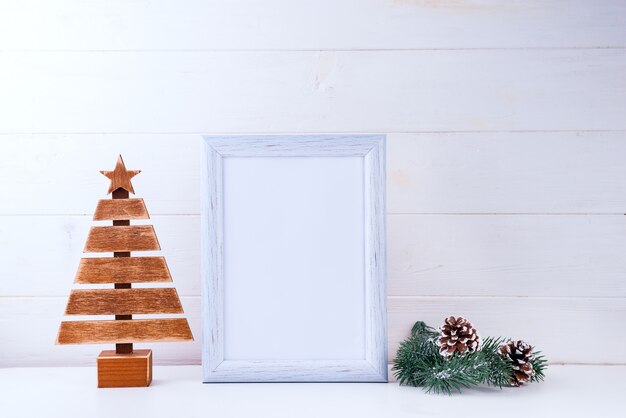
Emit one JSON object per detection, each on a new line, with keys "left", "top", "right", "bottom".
{"left": 437, "top": 316, "right": 480, "bottom": 357}
{"left": 499, "top": 340, "right": 536, "bottom": 386}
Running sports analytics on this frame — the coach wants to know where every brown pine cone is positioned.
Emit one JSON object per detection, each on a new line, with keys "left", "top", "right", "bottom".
{"left": 437, "top": 316, "right": 481, "bottom": 357}
{"left": 499, "top": 340, "right": 536, "bottom": 386}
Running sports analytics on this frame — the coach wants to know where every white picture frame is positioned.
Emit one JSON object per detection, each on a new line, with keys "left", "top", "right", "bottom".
{"left": 201, "top": 135, "right": 387, "bottom": 382}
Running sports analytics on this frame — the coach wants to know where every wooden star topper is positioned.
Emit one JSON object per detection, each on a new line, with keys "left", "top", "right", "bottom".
{"left": 100, "top": 155, "right": 141, "bottom": 195}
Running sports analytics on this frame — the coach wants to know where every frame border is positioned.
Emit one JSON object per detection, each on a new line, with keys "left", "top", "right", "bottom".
{"left": 201, "top": 135, "right": 387, "bottom": 382}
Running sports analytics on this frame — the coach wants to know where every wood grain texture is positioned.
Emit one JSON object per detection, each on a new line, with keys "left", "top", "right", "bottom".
{"left": 56, "top": 318, "right": 193, "bottom": 344}
{"left": 1, "top": 1, "right": 624, "bottom": 50}
{"left": 1, "top": 296, "right": 202, "bottom": 367}
{"left": 201, "top": 138, "right": 224, "bottom": 375}
{"left": 3, "top": 214, "right": 626, "bottom": 298}
{"left": 387, "top": 296, "right": 626, "bottom": 364}
{"left": 363, "top": 138, "right": 388, "bottom": 380}
{"left": 0, "top": 216, "right": 195, "bottom": 296}
{"left": 93, "top": 198, "right": 149, "bottom": 220}
{"left": 388, "top": 214, "right": 626, "bottom": 298}
{"left": 84, "top": 225, "right": 160, "bottom": 252}
{"left": 201, "top": 136, "right": 387, "bottom": 382}
{"left": 1, "top": 0, "right": 625, "bottom": 370}
{"left": 110, "top": 186, "right": 134, "bottom": 354}
{"left": 207, "top": 360, "right": 388, "bottom": 383}
{"left": 1, "top": 50, "right": 625, "bottom": 133}
{"left": 101, "top": 155, "right": 141, "bottom": 195}
{"left": 0, "top": 135, "right": 201, "bottom": 215}
{"left": 205, "top": 135, "right": 379, "bottom": 157}
{"left": 387, "top": 132, "right": 626, "bottom": 214}
{"left": 3, "top": 296, "right": 626, "bottom": 366}
{"left": 65, "top": 288, "right": 183, "bottom": 315}
{"left": 75, "top": 256, "right": 172, "bottom": 284}
{"left": 97, "top": 349, "right": 152, "bottom": 388}
{"left": 2, "top": 133, "right": 626, "bottom": 216}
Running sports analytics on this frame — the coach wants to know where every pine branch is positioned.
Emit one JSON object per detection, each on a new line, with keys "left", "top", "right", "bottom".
{"left": 393, "top": 321, "right": 548, "bottom": 394}
{"left": 394, "top": 322, "right": 492, "bottom": 394}
{"left": 530, "top": 352, "right": 548, "bottom": 382}
{"left": 477, "top": 337, "right": 513, "bottom": 388}
{"left": 410, "top": 321, "right": 439, "bottom": 340}
{"left": 392, "top": 332, "right": 438, "bottom": 387}
{"left": 414, "top": 350, "right": 485, "bottom": 395}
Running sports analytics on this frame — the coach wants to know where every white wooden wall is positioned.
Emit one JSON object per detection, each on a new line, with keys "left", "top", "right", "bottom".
{"left": 1, "top": 1, "right": 625, "bottom": 367}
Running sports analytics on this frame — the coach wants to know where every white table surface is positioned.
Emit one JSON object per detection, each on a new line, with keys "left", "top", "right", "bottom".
{"left": 0, "top": 365, "right": 624, "bottom": 418}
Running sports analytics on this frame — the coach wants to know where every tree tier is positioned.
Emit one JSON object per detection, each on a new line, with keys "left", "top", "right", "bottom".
{"left": 93, "top": 198, "right": 150, "bottom": 221}
{"left": 84, "top": 225, "right": 160, "bottom": 252}
{"left": 57, "top": 318, "right": 193, "bottom": 344}
{"left": 65, "top": 288, "right": 184, "bottom": 315}
{"left": 75, "top": 256, "right": 172, "bottom": 283}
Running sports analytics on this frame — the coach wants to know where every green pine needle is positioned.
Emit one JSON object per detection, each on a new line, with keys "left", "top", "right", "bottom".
{"left": 393, "top": 321, "right": 547, "bottom": 394}
{"left": 530, "top": 352, "right": 548, "bottom": 382}
{"left": 410, "top": 321, "right": 439, "bottom": 340}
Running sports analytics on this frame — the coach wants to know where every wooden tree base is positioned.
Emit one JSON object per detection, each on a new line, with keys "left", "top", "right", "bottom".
{"left": 97, "top": 349, "right": 152, "bottom": 388}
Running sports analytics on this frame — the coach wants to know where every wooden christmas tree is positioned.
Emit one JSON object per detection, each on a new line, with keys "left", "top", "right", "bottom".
{"left": 56, "top": 155, "right": 193, "bottom": 388}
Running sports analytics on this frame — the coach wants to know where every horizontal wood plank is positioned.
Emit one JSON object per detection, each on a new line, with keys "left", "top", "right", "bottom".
{"left": 84, "top": 226, "right": 160, "bottom": 252}
{"left": 1, "top": 296, "right": 623, "bottom": 365}
{"left": 387, "top": 132, "right": 626, "bottom": 214}
{"left": 388, "top": 214, "right": 626, "bottom": 297}
{"left": 1, "top": 50, "right": 624, "bottom": 133}
{"left": 93, "top": 198, "right": 149, "bottom": 220}
{"left": 57, "top": 318, "right": 193, "bottom": 344}
{"left": 2, "top": 214, "right": 626, "bottom": 298}
{"left": 0, "top": 135, "right": 200, "bottom": 215}
{"left": 1, "top": 133, "right": 626, "bottom": 215}
{"left": 0, "top": 1, "right": 624, "bottom": 50}
{"left": 387, "top": 296, "right": 626, "bottom": 364}
{"left": 75, "top": 257, "right": 172, "bottom": 283}
{"left": 0, "top": 215, "right": 196, "bottom": 296}
{"left": 65, "top": 288, "right": 183, "bottom": 315}
{"left": 11, "top": 295, "right": 201, "bottom": 366}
